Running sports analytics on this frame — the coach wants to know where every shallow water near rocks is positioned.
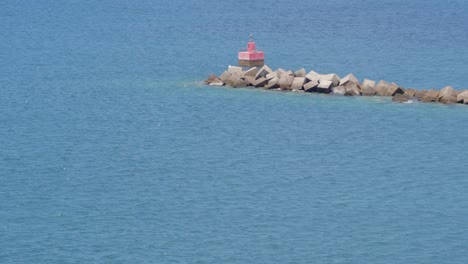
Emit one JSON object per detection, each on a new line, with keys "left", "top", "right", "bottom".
{"left": 1, "top": 0, "right": 468, "bottom": 263}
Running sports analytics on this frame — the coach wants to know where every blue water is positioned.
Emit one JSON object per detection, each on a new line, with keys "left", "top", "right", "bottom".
{"left": 1, "top": 0, "right": 468, "bottom": 263}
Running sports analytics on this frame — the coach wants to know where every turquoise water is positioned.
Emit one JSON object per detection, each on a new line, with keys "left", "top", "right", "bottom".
{"left": 1, "top": 1, "right": 468, "bottom": 263}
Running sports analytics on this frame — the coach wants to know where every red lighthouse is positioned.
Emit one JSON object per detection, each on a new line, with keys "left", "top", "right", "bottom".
{"left": 238, "top": 34, "right": 265, "bottom": 67}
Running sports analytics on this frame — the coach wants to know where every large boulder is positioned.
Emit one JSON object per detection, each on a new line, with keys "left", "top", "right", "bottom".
{"left": 375, "top": 80, "right": 390, "bottom": 96}
{"left": 457, "top": 90, "right": 468, "bottom": 104}
{"left": 291, "top": 77, "right": 306, "bottom": 91}
{"left": 422, "top": 89, "right": 440, "bottom": 102}
{"left": 361, "top": 79, "right": 376, "bottom": 96}
{"left": 320, "top": 73, "right": 340, "bottom": 87}
{"left": 340, "top": 73, "right": 359, "bottom": 86}
{"left": 316, "top": 80, "right": 333, "bottom": 93}
{"left": 392, "top": 93, "right": 413, "bottom": 103}
{"left": 255, "top": 65, "right": 273, "bottom": 80}
{"left": 414, "top": 90, "right": 428, "bottom": 101}
{"left": 294, "top": 68, "right": 306, "bottom": 77}
{"left": 438, "top": 86, "right": 458, "bottom": 104}
{"left": 385, "top": 83, "right": 405, "bottom": 96}
{"left": 303, "top": 79, "right": 318, "bottom": 92}
{"left": 244, "top": 67, "right": 259, "bottom": 77}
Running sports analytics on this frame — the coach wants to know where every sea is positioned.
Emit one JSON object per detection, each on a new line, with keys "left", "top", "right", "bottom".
{"left": 1, "top": 0, "right": 467, "bottom": 263}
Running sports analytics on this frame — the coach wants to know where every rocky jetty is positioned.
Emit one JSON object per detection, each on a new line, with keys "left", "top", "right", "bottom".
{"left": 205, "top": 65, "right": 468, "bottom": 106}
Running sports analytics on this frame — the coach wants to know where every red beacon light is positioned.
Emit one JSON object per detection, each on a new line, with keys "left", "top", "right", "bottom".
{"left": 238, "top": 34, "right": 265, "bottom": 67}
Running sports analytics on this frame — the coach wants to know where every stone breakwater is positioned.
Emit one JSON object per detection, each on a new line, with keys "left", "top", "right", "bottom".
{"left": 205, "top": 65, "right": 468, "bottom": 105}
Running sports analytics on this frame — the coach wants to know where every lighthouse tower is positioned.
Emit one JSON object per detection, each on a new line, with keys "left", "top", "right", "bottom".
{"left": 238, "top": 34, "right": 264, "bottom": 67}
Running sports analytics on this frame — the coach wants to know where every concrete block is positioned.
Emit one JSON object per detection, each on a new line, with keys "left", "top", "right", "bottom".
{"left": 404, "top": 89, "right": 417, "bottom": 97}
{"left": 414, "top": 90, "right": 428, "bottom": 101}
{"left": 362, "top": 79, "right": 376, "bottom": 89}
{"left": 440, "top": 95, "right": 457, "bottom": 104}
{"left": 332, "top": 86, "right": 346, "bottom": 95}
{"left": 255, "top": 65, "right": 273, "bottom": 80}
{"left": 320, "top": 73, "right": 340, "bottom": 87}
{"left": 209, "top": 78, "right": 224, "bottom": 86}
{"left": 305, "top": 70, "right": 321, "bottom": 81}
{"left": 279, "top": 74, "right": 294, "bottom": 90}
{"left": 232, "top": 77, "right": 248, "bottom": 88}
{"left": 227, "top": 72, "right": 241, "bottom": 86}
{"left": 385, "top": 83, "right": 405, "bottom": 96}
{"left": 317, "top": 80, "right": 333, "bottom": 93}
{"left": 345, "top": 89, "right": 360, "bottom": 96}
{"left": 291, "top": 77, "right": 306, "bottom": 90}
{"left": 205, "top": 73, "right": 218, "bottom": 84}
{"left": 375, "top": 80, "right": 390, "bottom": 96}
{"left": 344, "top": 82, "right": 361, "bottom": 96}
{"left": 392, "top": 93, "right": 413, "bottom": 103}
{"left": 362, "top": 87, "right": 376, "bottom": 96}
{"left": 295, "top": 68, "right": 306, "bottom": 77}
{"left": 422, "top": 89, "right": 440, "bottom": 102}
{"left": 275, "top": 68, "right": 287, "bottom": 78}
{"left": 245, "top": 76, "right": 256, "bottom": 86}
{"left": 438, "top": 86, "right": 457, "bottom": 102}
{"left": 340, "top": 73, "right": 359, "bottom": 86}
{"left": 361, "top": 86, "right": 376, "bottom": 96}
{"left": 266, "top": 72, "right": 277, "bottom": 80}
{"left": 228, "top": 65, "right": 243, "bottom": 74}
{"left": 456, "top": 90, "right": 468, "bottom": 104}
{"left": 265, "top": 77, "right": 280, "bottom": 89}
{"left": 303, "top": 79, "right": 318, "bottom": 92}
{"left": 253, "top": 77, "right": 268, "bottom": 88}
{"left": 244, "top": 67, "right": 259, "bottom": 77}
{"left": 219, "top": 71, "right": 231, "bottom": 83}
{"left": 361, "top": 79, "right": 376, "bottom": 96}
